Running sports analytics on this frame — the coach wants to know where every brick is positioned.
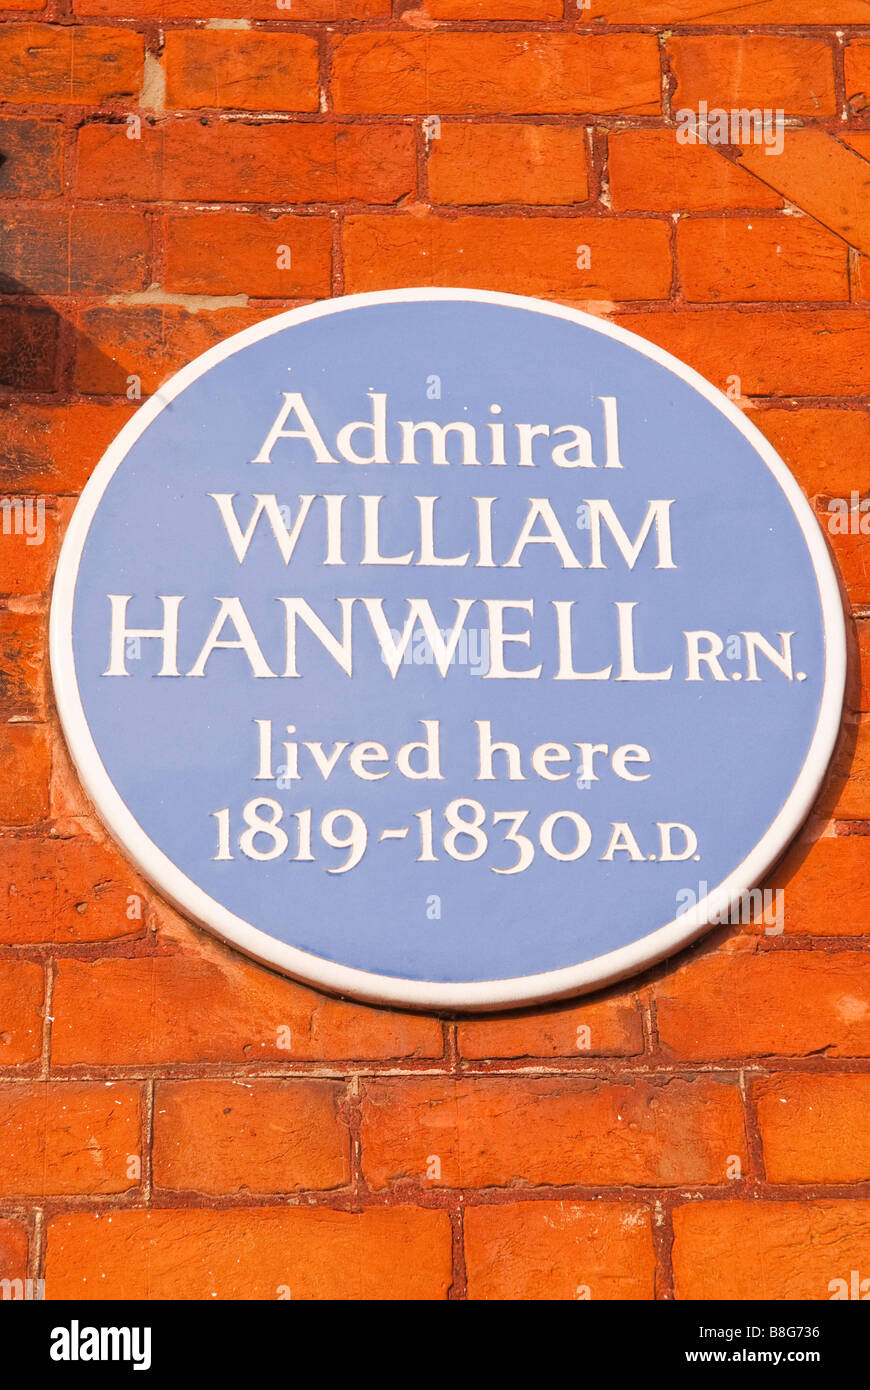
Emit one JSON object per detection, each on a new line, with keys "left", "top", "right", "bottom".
{"left": 677, "top": 216, "right": 848, "bottom": 303}
{"left": 0, "top": 726, "right": 50, "bottom": 825}
{"left": 359, "top": 1076, "right": 745, "bottom": 1189}
{"left": 465, "top": 1202, "right": 655, "bottom": 1300}
{"left": 608, "top": 130, "right": 783, "bottom": 214}
{"left": 595, "top": 1, "right": 870, "bottom": 19}
{"left": 74, "top": 305, "right": 259, "bottom": 396}
{"left": 0, "top": 836, "right": 148, "bottom": 945}
{"left": 673, "top": 1200, "right": 870, "bottom": 1300}
{"left": 76, "top": 0, "right": 388, "bottom": 15}
{"left": 0, "top": 117, "right": 63, "bottom": 199}
{"left": 670, "top": 35, "right": 837, "bottom": 117}
{"left": 753, "top": 407, "right": 870, "bottom": 500}
{"left": 50, "top": 721, "right": 95, "bottom": 826}
{"left": 0, "top": 506, "right": 57, "bottom": 599}
{"left": 823, "top": 514, "right": 870, "bottom": 610}
{"left": 0, "top": 403, "right": 136, "bottom": 494}
{"left": 51, "top": 954, "right": 443, "bottom": 1065}
{"left": 858, "top": 624, "right": 870, "bottom": 712}
{"left": 426, "top": 0, "right": 560, "bottom": 13}
{"left": 0, "top": 210, "right": 149, "bottom": 297}
{"left": 0, "top": 1219, "right": 28, "bottom": 1284}
{"left": 153, "top": 1080, "right": 350, "bottom": 1194}
{"left": 0, "top": 307, "right": 58, "bottom": 392}
{"left": 0, "top": 25, "right": 143, "bottom": 105}
{"left": 46, "top": 1205, "right": 452, "bottom": 1299}
{"left": 429, "top": 123, "right": 588, "bottom": 206}
{"left": 845, "top": 40, "right": 870, "bottom": 109}
{"left": 163, "top": 31, "right": 319, "bottom": 113}
{"left": 734, "top": 132, "right": 870, "bottom": 258}
{"left": 343, "top": 214, "right": 672, "bottom": 300}
{"left": 655, "top": 951, "right": 870, "bottom": 1060}
{"left": 756, "top": 1073, "right": 870, "bottom": 1183}
{"left": 0, "top": 961, "right": 44, "bottom": 1067}
{"left": 615, "top": 309, "right": 870, "bottom": 398}
{"left": 827, "top": 720, "right": 870, "bottom": 819}
{"left": 769, "top": 835, "right": 870, "bottom": 936}
{"left": 76, "top": 121, "right": 417, "bottom": 204}
{"left": 331, "top": 34, "right": 662, "bottom": 116}
{"left": 457, "top": 994, "right": 643, "bottom": 1059}
{"left": 163, "top": 212, "right": 331, "bottom": 297}
{"left": 0, "top": 1082, "right": 140, "bottom": 1196}
{"left": 0, "top": 611, "right": 45, "bottom": 721}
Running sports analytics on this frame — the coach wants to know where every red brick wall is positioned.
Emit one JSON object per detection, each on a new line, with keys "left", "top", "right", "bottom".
{"left": 1, "top": 0, "right": 869, "bottom": 1300}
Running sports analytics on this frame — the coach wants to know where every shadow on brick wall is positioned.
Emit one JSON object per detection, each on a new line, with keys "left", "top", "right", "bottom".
{"left": 0, "top": 147, "right": 118, "bottom": 405}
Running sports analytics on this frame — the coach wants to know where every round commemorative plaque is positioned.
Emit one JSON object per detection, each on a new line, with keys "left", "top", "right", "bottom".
{"left": 50, "top": 289, "right": 846, "bottom": 1009}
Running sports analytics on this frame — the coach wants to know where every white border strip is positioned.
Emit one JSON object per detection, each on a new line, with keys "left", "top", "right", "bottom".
{"left": 49, "top": 289, "right": 847, "bottom": 1011}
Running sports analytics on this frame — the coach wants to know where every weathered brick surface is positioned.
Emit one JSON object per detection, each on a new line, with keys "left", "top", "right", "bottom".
{"left": 608, "top": 130, "right": 784, "bottom": 213}
{"left": 74, "top": 305, "right": 260, "bottom": 396}
{"left": 164, "top": 212, "right": 332, "bottom": 297}
{"left": 0, "top": 210, "right": 149, "bottom": 297}
{"left": 0, "top": 118, "right": 63, "bottom": 200}
{"left": 51, "top": 954, "right": 443, "bottom": 1065}
{"left": 76, "top": 122, "right": 416, "bottom": 205}
{"left": 655, "top": 952, "right": 870, "bottom": 1060}
{"left": 825, "top": 528, "right": 870, "bottom": 612}
{"left": 734, "top": 133, "right": 870, "bottom": 257}
{"left": 0, "top": 611, "right": 45, "bottom": 721}
{"left": 163, "top": 31, "right": 320, "bottom": 114}
{"left": 0, "top": 1218, "right": 29, "bottom": 1283}
{"left": 858, "top": 624, "right": 870, "bottom": 713}
{"left": 457, "top": 993, "right": 643, "bottom": 1058}
{"left": 0, "top": 25, "right": 143, "bottom": 104}
{"left": 343, "top": 214, "right": 672, "bottom": 299}
{"left": 825, "top": 721, "right": 870, "bottom": 818}
{"left": 0, "top": 2, "right": 868, "bottom": 1303}
{"left": 755, "top": 1074, "right": 870, "bottom": 1183}
{"left": 1, "top": 403, "right": 136, "bottom": 493}
{"left": 615, "top": 309, "right": 870, "bottom": 398}
{"left": 0, "top": 1082, "right": 140, "bottom": 1195}
{"left": 669, "top": 35, "right": 838, "bottom": 116}
{"left": 753, "top": 408, "right": 870, "bottom": 500}
{"left": 0, "top": 836, "right": 148, "bottom": 944}
{"left": 0, "top": 507, "right": 57, "bottom": 599}
{"left": 465, "top": 1202, "right": 656, "bottom": 1300}
{"left": 332, "top": 34, "right": 662, "bottom": 115}
{"left": 769, "top": 834, "right": 870, "bottom": 935}
{"left": 152, "top": 1080, "right": 351, "bottom": 1194}
{"left": 0, "top": 961, "right": 45, "bottom": 1068}
{"left": 676, "top": 217, "right": 848, "bottom": 303}
{"left": 0, "top": 307, "right": 58, "bottom": 391}
{"left": 76, "top": 0, "right": 388, "bottom": 14}
{"left": 0, "top": 725, "right": 51, "bottom": 824}
{"left": 359, "top": 1076, "right": 746, "bottom": 1188}
{"left": 599, "top": 1, "right": 870, "bottom": 18}
{"left": 845, "top": 40, "right": 870, "bottom": 110}
{"left": 428, "top": 123, "right": 589, "bottom": 206}
{"left": 673, "top": 1201, "right": 870, "bottom": 1300}
{"left": 46, "top": 1205, "right": 453, "bottom": 1299}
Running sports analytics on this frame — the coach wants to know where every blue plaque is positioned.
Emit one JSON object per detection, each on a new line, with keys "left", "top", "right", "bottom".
{"left": 50, "top": 290, "right": 846, "bottom": 1009}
